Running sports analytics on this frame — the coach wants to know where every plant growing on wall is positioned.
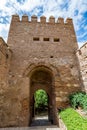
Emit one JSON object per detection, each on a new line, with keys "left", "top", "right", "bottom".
{"left": 69, "top": 92, "right": 87, "bottom": 109}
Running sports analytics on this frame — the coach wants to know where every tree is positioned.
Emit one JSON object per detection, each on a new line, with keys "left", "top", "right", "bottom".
{"left": 34, "top": 89, "right": 48, "bottom": 110}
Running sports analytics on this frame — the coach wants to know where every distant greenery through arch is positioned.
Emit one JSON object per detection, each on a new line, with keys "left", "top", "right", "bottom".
{"left": 34, "top": 89, "right": 48, "bottom": 114}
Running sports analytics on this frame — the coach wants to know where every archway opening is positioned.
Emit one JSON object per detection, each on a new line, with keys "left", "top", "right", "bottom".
{"left": 34, "top": 89, "right": 48, "bottom": 118}
{"left": 29, "top": 66, "right": 56, "bottom": 126}
{"left": 30, "top": 89, "right": 50, "bottom": 126}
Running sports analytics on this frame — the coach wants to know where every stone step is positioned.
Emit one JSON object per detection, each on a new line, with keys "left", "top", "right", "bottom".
{"left": 30, "top": 120, "right": 52, "bottom": 126}
{"left": 0, "top": 126, "right": 60, "bottom": 130}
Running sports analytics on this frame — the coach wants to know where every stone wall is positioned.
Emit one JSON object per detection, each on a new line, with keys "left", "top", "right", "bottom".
{"left": 0, "top": 37, "right": 12, "bottom": 127}
{"left": 0, "top": 15, "right": 84, "bottom": 127}
{"left": 77, "top": 42, "right": 87, "bottom": 92}
{"left": 0, "top": 37, "right": 11, "bottom": 94}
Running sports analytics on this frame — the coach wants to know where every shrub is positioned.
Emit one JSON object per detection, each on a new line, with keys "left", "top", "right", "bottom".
{"left": 69, "top": 92, "right": 87, "bottom": 109}
{"left": 34, "top": 89, "right": 48, "bottom": 109}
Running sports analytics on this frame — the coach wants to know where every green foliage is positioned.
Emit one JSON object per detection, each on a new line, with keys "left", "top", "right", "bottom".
{"left": 34, "top": 89, "right": 48, "bottom": 109}
{"left": 59, "top": 108, "right": 87, "bottom": 130}
{"left": 69, "top": 92, "right": 87, "bottom": 109}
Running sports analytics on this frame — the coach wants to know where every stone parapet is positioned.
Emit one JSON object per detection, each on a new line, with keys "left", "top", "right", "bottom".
{"left": 12, "top": 14, "right": 73, "bottom": 24}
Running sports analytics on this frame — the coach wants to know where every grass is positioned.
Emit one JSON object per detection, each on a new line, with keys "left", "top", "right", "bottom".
{"left": 59, "top": 108, "right": 87, "bottom": 130}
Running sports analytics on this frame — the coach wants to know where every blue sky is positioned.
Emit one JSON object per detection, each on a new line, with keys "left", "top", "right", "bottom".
{"left": 0, "top": 0, "right": 87, "bottom": 47}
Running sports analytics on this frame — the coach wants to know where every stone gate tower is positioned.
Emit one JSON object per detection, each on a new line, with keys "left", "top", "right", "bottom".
{"left": 0, "top": 15, "right": 83, "bottom": 127}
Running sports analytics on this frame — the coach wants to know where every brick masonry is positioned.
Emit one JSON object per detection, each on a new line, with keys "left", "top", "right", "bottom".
{"left": 77, "top": 42, "right": 87, "bottom": 92}
{"left": 0, "top": 15, "right": 84, "bottom": 127}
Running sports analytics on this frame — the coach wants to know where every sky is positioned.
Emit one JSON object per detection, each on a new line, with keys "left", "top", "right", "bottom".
{"left": 0, "top": 0, "right": 87, "bottom": 47}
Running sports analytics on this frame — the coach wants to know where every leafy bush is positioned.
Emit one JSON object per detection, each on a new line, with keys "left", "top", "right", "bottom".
{"left": 34, "top": 89, "right": 48, "bottom": 109}
{"left": 69, "top": 92, "right": 87, "bottom": 109}
{"left": 59, "top": 108, "right": 87, "bottom": 130}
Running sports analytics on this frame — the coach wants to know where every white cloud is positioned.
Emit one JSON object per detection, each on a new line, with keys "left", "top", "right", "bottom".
{"left": 78, "top": 41, "right": 87, "bottom": 48}
{"left": 0, "top": 23, "right": 10, "bottom": 42}
{"left": 78, "top": 32, "right": 87, "bottom": 39}
{"left": 0, "top": 0, "right": 7, "bottom": 9}
{"left": 84, "top": 25, "right": 87, "bottom": 30}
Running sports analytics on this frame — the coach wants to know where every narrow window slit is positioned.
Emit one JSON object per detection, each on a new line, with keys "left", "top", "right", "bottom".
{"left": 43, "top": 38, "right": 49, "bottom": 41}
{"left": 54, "top": 38, "right": 60, "bottom": 42}
{"left": 33, "top": 37, "right": 39, "bottom": 41}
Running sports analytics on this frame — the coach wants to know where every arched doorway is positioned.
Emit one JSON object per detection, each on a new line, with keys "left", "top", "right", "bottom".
{"left": 29, "top": 66, "right": 56, "bottom": 126}
{"left": 31, "top": 89, "right": 49, "bottom": 126}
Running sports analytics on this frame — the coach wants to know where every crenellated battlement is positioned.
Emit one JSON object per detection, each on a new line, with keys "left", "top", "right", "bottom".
{"left": 12, "top": 14, "right": 73, "bottom": 24}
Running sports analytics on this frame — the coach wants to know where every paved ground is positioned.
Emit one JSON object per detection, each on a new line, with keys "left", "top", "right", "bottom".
{"left": 0, "top": 116, "right": 60, "bottom": 130}
{"left": 30, "top": 115, "right": 51, "bottom": 126}
{"left": 0, "top": 127, "right": 60, "bottom": 130}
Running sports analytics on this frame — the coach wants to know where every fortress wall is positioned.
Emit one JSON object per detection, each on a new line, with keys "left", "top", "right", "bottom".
{"left": 0, "top": 14, "right": 83, "bottom": 127}
{"left": 77, "top": 42, "right": 87, "bottom": 92}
